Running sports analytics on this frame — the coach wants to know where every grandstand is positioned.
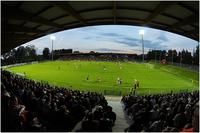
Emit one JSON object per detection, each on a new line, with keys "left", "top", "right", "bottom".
{"left": 2, "top": 70, "right": 116, "bottom": 131}
{"left": 1, "top": 1, "right": 199, "bottom": 132}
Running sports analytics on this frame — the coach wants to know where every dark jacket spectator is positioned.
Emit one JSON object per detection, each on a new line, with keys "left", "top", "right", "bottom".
{"left": 122, "top": 91, "right": 199, "bottom": 132}
{"left": 1, "top": 70, "right": 114, "bottom": 132}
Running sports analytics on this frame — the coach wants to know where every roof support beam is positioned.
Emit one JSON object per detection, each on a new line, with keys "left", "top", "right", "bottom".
{"left": 35, "top": 5, "right": 53, "bottom": 16}
{"left": 50, "top": 2, "right": 87, "bottom": 25}
{"left": 20, "top": 5, "right": 54, "bottom": 27}
{"left": 3, "top": 24, "right": 43, "bottom": 34}
{"left": 170, "top": 15, "right": 198, "bottom": 28}
{"left": 86, "top": 18, "right": 145, "bottom": 24}
{"left": 3, "top": 33, "right": 34, "bottom": 39}
{"left": 77, "top": 7, "right": 181, "bottom": 22}
{"left": 178, "top": 2, "right": 198, "bottom": 14}
{"left": 3, "top": 7, "right": 62, "bottom": 28}
{"left": 187, "top": 29, "right": 199, "bottom": 35}
{"left": 113, "top": 1, "right": 117, "bottom": 24}
{"left": 144, "top": 1, "right": 176, "bottom": 24}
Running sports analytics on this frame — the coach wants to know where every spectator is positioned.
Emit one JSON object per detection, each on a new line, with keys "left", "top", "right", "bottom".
{"left": 1, "top": 70, "right": 115, "bottom": 132}
{"left": 122, "top": 91, "right": 199, "bottom": 132}
{"left": 181, "top": 103, "right": 199, "bottom": 132}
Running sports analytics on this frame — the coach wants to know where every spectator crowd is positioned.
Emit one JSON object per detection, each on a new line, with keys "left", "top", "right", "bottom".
{"left": 1, "top": 69, "right": 199, "bottom": 132}
{"left": 1, "top": 70, "right": 116, "bottom": 132}
{"left": 121, "top": 91, "right": 199, "bottom": 132}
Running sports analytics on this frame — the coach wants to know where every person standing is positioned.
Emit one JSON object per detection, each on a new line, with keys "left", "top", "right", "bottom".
{"left": 133, "top": 79, "right": 137, "bottom": 95}
{"left": 136, "top": 80, "right": 140, "bottom": 89}
{"left": 134, "top": 79, "right": 137, "bottom": 89}
{"left": 86, "top": 75, "right": 89, "bottom": 81}
{"left": 117, "top": 77, "right": 120, "bottom": 85}
{"left": 120, "top": 78, "right": 122, "bottom": 85}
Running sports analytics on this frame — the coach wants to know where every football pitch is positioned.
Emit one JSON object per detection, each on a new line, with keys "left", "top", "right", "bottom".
{"left": 5, "top": 60, "right": 199, "bottom": 95}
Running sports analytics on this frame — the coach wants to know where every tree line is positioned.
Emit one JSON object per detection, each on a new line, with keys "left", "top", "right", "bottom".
{"left": 2, "top": 45, "right": 38, "bottom": 65}
{"left": 1, "top": 46, "right": 73, "bottom": 65}
{"left": 1, "top": 45, "right": 199, "bottom": 66}
{"left": 146, "top": 45, "right": 199, "bottom": 65}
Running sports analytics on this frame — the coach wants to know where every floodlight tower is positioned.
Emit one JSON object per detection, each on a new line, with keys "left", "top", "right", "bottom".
{"left": 50, "top": 35, "right": 56, "bottom": 61}
{"left": 139, "top": 30, "right": 145, "bottom": 63}
{"left": 155, "top": 48, "right": 157, "bottom": 63}
{"left": 172, "top": 50, "right": 174, "bottom": 65}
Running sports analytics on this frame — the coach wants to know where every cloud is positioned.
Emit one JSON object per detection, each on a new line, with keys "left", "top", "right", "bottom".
{"left": 157, "top": 33, "right": 169, "bottom": 42}
{"left": 93, "top": 31, "right": 167, "bottom": 49}
{"left": 114, "top": 38, "right": 140, "bottom": 47}
{"left": 98, "top": 32, "right": 139, "bottom": 46}
{"left": 141, "top": 40, "right": 169, "bottom": 50}
{"left": 78, "top": 26, "right": 100, "bottom": 32}
{"left": 100, "top": 33, "right": 122, "bottom": 37}
{"left": 65, "top": 28, "right": 170, "bottom": 52}
{"left": 92, "top": 48, "right": 126, "bottom": 52}
{"left": 99, "top": 32, "right": 164, "bottom": 49}
{"left": 83, "top": 37, "right": 92, "bottom": 40}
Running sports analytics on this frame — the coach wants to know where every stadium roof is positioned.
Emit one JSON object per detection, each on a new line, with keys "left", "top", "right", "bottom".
{"left": 2, "top": 1, "right": 199, "bottom": 53}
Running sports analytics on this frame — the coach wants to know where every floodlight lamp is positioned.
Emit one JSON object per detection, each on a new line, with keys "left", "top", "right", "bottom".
{"left": 50, "top": 35, "right": 56, "bottom": 40}
{"left": 139, "top": 30, "right": 145, "bottom": 35}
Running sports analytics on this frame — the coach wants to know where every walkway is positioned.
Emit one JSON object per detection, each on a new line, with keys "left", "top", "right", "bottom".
{"left": 73, "top": 96, "right": 130, "bottom": 132}
{"left": 106, "top": 96, "right": 130, "bottom": 132}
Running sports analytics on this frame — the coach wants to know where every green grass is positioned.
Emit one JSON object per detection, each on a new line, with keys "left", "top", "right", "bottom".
{"left": 5, "top": 60, "right": 199, "bottom": 95}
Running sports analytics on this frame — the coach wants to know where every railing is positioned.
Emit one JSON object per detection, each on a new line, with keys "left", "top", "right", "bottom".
{"left": 1, "top": 61, "right": 39, "bottom": 69}
{"left": 167, "top": 61, "right": 199, "bottom": 72}
{"left": 104, "top": 90, "right": 122, "bottom": 96}
{"left": 153, "top": 60, "right": 199, "bottom": 72}
{"left": 103, "top": 88, "right": 198, "bottom": 96}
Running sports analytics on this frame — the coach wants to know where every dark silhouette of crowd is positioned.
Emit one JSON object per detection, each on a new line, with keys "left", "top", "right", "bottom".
{"left": 2, "top": 69, "right": 199, "bottom": 132}
{"left": 74, "top": 104, "right": 116, "bottom": 132}
{"left": 121, "top": 91, "right": 199, "bottom": 132}
{"left": 1, "top": 70, "right": 116, "bottom": 132}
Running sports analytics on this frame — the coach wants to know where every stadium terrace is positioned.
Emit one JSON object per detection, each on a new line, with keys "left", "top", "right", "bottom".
{"left": 1, "top": 1, "right": 199, "bottom": 132}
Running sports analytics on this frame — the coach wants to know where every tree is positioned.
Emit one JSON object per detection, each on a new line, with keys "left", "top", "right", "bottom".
{"left": 43, "top": 47, "right": 50, "bottom": 59}
{"left": 181, "top": 49, "right": 192, "bottom": 64}
{"left": 161, "top": 50, "right": 167, "bottom": 60}
{"left": 193, "top": 45, "right": 199, "bottom": 65}
{"left": 25, "top": 45, "right": 37, "bottom": 61}
{"left": 146, "top": 50, "right": 166, "bottom": 61}
{"left": 89, "top": 51, "right": 96, "bottom": 54}
{"left": 172, "top": 50, "right": 177, "bottom": 63}
{"left": 146, "top": 50, "right": 156, "bottom": 60}
{"left": 15, "top": 46, "right": 26, "bottom": 62}
{"left": 185, "top": 50, "right": 192, "bottom": 64}
{"left": 177, "top": 51, "right": 182, "bottom": 65}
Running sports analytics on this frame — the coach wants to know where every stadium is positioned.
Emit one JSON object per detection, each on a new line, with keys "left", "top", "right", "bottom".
{"left": 1, "top": 1, "right": 199, "bottom": 132}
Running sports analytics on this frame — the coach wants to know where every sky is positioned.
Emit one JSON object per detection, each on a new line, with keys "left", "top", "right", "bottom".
{"left": 22, "top": 25, "right": 199, "bottom": 55}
